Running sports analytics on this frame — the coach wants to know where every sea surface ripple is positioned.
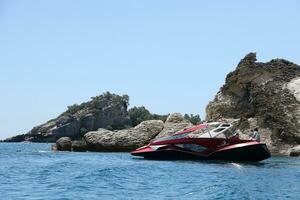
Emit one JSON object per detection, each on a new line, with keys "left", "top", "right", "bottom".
{"left": 0, "top": 143, "right": 299, "bottom": 200}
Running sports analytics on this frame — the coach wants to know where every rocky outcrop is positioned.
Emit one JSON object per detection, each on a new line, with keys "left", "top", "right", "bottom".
{"left": 55, "top": 137, "right": 72, "bottom": 151}
{"left": 53, "top": 120, "right": 165, "bottom": 152}
{"left": 206, "top": 53, "right": 300, "bottom": 155}
{"left": 4, "top": 92, "right": 132, "bottom": 143}
{"left": 154, "top": 113, "right": 193, "bottom": 139}
{"left": 289, "top": 145, "right": 300, "bottom": 157}
{"left": 71, "top": 140, "right": 88, "bottom": 152}
{"left": 84, "top": 120, "right": 164, "bottom": 151}
{"left": 53, "top": 113, "right": 194, "bottom": 152}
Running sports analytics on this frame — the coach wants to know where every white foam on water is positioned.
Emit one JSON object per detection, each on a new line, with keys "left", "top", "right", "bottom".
{"left": 231, "top": 163, "right": 242, "bottom": 169}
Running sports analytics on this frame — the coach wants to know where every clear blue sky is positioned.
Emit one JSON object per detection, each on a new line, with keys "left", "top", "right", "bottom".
{"left": 0, "top": 0, "right": 300, "bottom": 139}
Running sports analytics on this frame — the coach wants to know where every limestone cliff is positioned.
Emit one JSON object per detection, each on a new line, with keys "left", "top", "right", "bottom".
{"left": 206, "top": 53, "right": 300, "bottom": 155}
{"left": 4, "top": 92, "right": 132, "bottom": 142}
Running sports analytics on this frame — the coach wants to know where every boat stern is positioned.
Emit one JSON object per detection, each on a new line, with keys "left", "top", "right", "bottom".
{"left": 211, "top": 142, "right": 271, "bottom": 162}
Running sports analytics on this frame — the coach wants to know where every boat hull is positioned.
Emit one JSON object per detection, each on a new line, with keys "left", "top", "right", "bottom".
{"left": 209, "top": 143, "right": 271, "bottom": 161}
{"left": 131, "top": 143, "right": 271, "bottom": 162}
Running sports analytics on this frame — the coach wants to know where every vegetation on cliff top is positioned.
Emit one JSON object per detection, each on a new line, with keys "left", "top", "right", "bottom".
{"left": 63, "top": 92, "right": 201, "bottom": 127}
{"left": 128, "top": 106, "right": 201, "bottom": 126}
{"left": 64, "top": 91, "right": 129, "bottom": 116}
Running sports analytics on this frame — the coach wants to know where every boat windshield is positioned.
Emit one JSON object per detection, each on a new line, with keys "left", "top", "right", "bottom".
{"left": 153, "top": 123, "right": 236, "bottom": 142}
{"left": 193, "top": 123, "right": 236, "bottom": 138}
{"left": 154, "top": 133, "right": 190, "bottom": 142}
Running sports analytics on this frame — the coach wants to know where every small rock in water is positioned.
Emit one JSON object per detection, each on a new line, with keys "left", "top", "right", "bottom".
{"left": 289, "top": 145, "right": 300, "bottom": 157}
{"left": 56, "top": 137, "right": 72, "bottom": 151}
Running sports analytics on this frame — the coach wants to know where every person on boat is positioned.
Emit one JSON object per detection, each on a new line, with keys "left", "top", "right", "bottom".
{"left": 251, "top": 128, "right": 260, "bottom": 141}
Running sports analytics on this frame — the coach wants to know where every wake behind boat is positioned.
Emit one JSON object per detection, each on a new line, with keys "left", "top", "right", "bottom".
{"left": 131, "top": 122, "right": 271, "bottom": 162}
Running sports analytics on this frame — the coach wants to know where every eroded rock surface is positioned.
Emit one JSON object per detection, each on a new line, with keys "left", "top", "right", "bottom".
{"left": 71, "top": 140, "right": 88, "bottom": 152}
{"left": 84, "top": 120, "right": 164, "bottom": 151}
{"left": 53, "top": 113, "right": 194, "bottom": 152}
{"left": 55, "top": 137, "right": 72, "bottom": 151}
{"left": 154, "top": 113, "right": 193, "bottom": 139}
{"left": 206, "top": 53, "right": 300, "bottom": 155}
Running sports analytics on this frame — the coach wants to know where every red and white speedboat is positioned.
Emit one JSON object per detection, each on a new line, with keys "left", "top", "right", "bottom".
{"left": 131, "top": 122, "right": 271, "bottom": 162}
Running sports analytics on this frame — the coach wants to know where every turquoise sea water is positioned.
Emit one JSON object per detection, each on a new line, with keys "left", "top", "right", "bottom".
{"left": 0, "top": 143, "right": 299, "bottom": 200}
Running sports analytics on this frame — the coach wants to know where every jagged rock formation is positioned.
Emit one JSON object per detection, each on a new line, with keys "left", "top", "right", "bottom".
{"left": 153, "top": 113, "right": 193, "bottom": 139}
{"left": 206, "top": 53, "right": 300, "bottom": 155}
{"left": 53, "top": 113, "right": 190, "bottom": 152}
{"left": 4, "top": 92, "right": 132, "bottom": 142}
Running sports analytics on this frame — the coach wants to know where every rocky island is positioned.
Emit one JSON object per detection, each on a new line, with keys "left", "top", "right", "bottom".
{"left": 3, "top": 92, "right": 199, "bottom": 151}
{"left": 206, "top": 53, "right": 300, "bottom": 156}
{"left": 4, "top": 53, "right": 300, "bottom": 156}
{"left": 4, "top": 92, "right": 133, "bottom": 143}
